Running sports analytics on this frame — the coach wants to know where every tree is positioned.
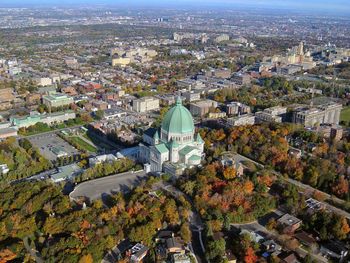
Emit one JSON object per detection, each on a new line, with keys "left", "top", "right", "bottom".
{"left": 181, "top": 180, "right": 196, "bottom": 196}
{"left": 244, "top": 247, "right": 257, "bottom": 263}
{"left": 266, "top": 218, "right": 277, "bottom": 231}
{"left": 243, "top": 180, "right": 254, "bottom": 194}
{"left": 79, "top": 254, "right": 93, "bottom": 263}
{"left": 19, "top": 138, "right": 32, "bottom": 151}
{"left": 332, "top": 215, "right": 350, "bottom": 240}
{"left": 332, "top": 176, "right": 349, "bottom": 198}
{"left": 94, "top": 110, "right": 104, "bottom": 120}
{"left": 164, "top": 199, "right": 179, "bottom": 225}
{"left": 180, "top": 223, "right": 192, "bottom": 244}
{"left": 312, "top": 190, "right": 326, "bottom": 202}
{"left": 206, "top": 238, "right": 226, "bottom": 261}
{"left": 0, "top": 249, "right": 17, "bottom": 263}
{"left": 223, "top": 166, "right": 236, "bottom": 180}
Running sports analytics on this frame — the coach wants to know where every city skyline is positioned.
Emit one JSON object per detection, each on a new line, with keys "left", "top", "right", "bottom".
{"left": 1, "top": 0, "right": 350, "bottom": 14}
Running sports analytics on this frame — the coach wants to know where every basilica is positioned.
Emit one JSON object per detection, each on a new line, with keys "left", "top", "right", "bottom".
{"left": 138, "top": 97, "right": 204, "bottom": 176}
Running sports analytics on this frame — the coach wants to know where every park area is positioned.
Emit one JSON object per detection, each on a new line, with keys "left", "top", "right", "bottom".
{"left": 340, "top": 106, "right": 350, "bottom": 126}
{"left": 69, "top": 136, "right": 97, "bottom": 153}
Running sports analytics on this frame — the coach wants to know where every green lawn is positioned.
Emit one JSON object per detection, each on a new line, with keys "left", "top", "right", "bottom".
{"left": 340, "top": 106, "right": 350, "bottom": 126}
{"left": 70, "top": 136, "right": 97, "bottom": 152}
{"left": 83, "top": 133, "right": 114, "bottom": 151}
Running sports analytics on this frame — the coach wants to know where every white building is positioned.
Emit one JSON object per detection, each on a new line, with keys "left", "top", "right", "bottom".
{"left": 138, "top": 97, "right": 204, "bottom": 177}
{"left": 132, "top": 97, "right": 160, "bottom": 113}
{"left": 89, "top": 154, "right": 118, "bottom": 167}
{"left": 227, "top": 114, "right": 256, "bottom": 126}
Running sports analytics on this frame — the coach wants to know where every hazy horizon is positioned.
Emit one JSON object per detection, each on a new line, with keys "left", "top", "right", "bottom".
{"left": 0, "top": 0, "right": 349, "bottom": 14}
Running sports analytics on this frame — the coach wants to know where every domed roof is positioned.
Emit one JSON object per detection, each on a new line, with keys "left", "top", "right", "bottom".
{"left": 161, "top": 97, "right": 195, "bottom": 134}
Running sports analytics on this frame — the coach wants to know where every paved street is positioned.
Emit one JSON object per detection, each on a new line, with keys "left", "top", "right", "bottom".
{"left": 155, "top": 182, "right": 206, "bottom": 263}
{"left": 69, "top": 170, "right": 148, "bottom": 201}
{"left": 23, "top": 237, "right": 44, "bottom": 263}
{"left": 280, "top": 176, "right": 350, "bottom": 220}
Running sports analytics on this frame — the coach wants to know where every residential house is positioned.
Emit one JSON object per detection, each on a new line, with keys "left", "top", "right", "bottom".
{"left": 262, "top": 239, "right": 282, "bottom": 253}
{"left": 172, "top": 253, "right": 191, "bottom": 263}
{"left": 129, "top": 243, "right": 149, "bottom": 263}
{"left": 294, "top": 231, "right": 317, "bottom": 249}
{"left": 279, "top": 252, "right": 300, "bottom": 263}
{"left": 277, "top": 214, "right": 302, "bottom": 234}
{"left": 166, "top": 237, "right": 185, "bottom": 254}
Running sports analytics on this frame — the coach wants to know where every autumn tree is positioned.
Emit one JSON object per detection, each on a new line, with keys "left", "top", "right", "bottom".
{"left": 244, "top": 247, "right": 257, "bottom": 263}
{"left": 223, "top": 166, "right": 236, "bottom": 180}
{"left": 266, "top": 218, "right": 277, "bottom": 231}
{"left": 243, "top": 180, "right": 254, "bottom": 194}
{"left": 332, "top": 215, "right": 350, "bottom": 240}
{"left": 180, "top": 223, "right": 192, "bottom": 244}
{"left": 79, "top": 254, "right": 93, "bottom": 263}
{"left": 332, "top": 176, "right": 349, "bottom": 198}
{"left": 0, "top": 249, "right": 16, "bottom": 263}
{"left": 164, "top": 199, "right": 180, "bottom": 225}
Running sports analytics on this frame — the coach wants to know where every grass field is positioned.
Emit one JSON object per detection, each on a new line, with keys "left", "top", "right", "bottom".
{"left": 340, "top": 106, "right": 350, "bottom": 126}
{"left": 70, "top": 136, "right": 97, "bottom": 152}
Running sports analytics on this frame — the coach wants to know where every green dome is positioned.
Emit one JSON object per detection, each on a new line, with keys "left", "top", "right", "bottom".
{"left": 161, "top": 97, "right": 195, "bottom": 134}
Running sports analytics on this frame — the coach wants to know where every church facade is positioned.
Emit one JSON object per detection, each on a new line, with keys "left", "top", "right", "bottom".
{"left": 139, "top": 97, "right": 204, "bottom": 176}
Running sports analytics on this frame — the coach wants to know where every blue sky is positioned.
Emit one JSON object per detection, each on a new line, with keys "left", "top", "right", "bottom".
{"left": 0, "top": 0, "right": 349, "bottom": 13}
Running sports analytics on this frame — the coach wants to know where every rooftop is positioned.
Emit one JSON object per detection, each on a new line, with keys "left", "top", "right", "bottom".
{"left": 277, "top": 213, "right": 302, "bottom": 226}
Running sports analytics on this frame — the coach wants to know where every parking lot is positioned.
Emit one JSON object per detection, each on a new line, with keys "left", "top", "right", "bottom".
{"left": 29, "top": 133, "right": 79, "bottom": 161}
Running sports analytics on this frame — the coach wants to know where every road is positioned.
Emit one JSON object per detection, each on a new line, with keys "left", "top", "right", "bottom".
{"left": 23, "top": 236, "right": 44, "bottom": 263}
{"left": 233, "top": 220, "right": 328, "bottom": 263}
{"left": 281, "top": 176, "right": 350, "bottom": 220}
{"left": 155, "top": 182, "right": 206, "bottom": 263}
{"left": 10, "top": 168, "right": 57, "bottom": 185}
{"left": 69, "top": 170, "right": 148, "bottom": 201}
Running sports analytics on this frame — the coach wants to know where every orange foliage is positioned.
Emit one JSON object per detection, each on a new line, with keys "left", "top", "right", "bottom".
{"left": 223, "top": 166, "right": 236, "bottom": 180}
{"left": 258, "top": 174, "right": 273, "bottom": 187}
{"left": 212, "top": 180, "right": 228, "bottom": 193}
{"left": 242, "top": 200, "right": 252, "bottom": 212}
{"left": 79, "top": 254, "right": 93, "bottom": 263}
{"left": 341, "top": 218, "right": 350, "bottom": 235}
{"left": 332, "top": 176, "right": 349, "bottom": 198}
{"left": 80, "top": 220, "right": 91, "bottom": 230}
{"left": 314, "top": 143, "right": 329, "bottom": 157}
{"left": 243, "top": 180, "right": 254, "bottom": 194}
{"left": 0, "top": 249, "right": 16, "bottom": 263}
{"left": 313, "top": 190, "right": 327, "bottom": 202}
{"left": 244, "top": 247, "right": 257, "bottom": 263}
